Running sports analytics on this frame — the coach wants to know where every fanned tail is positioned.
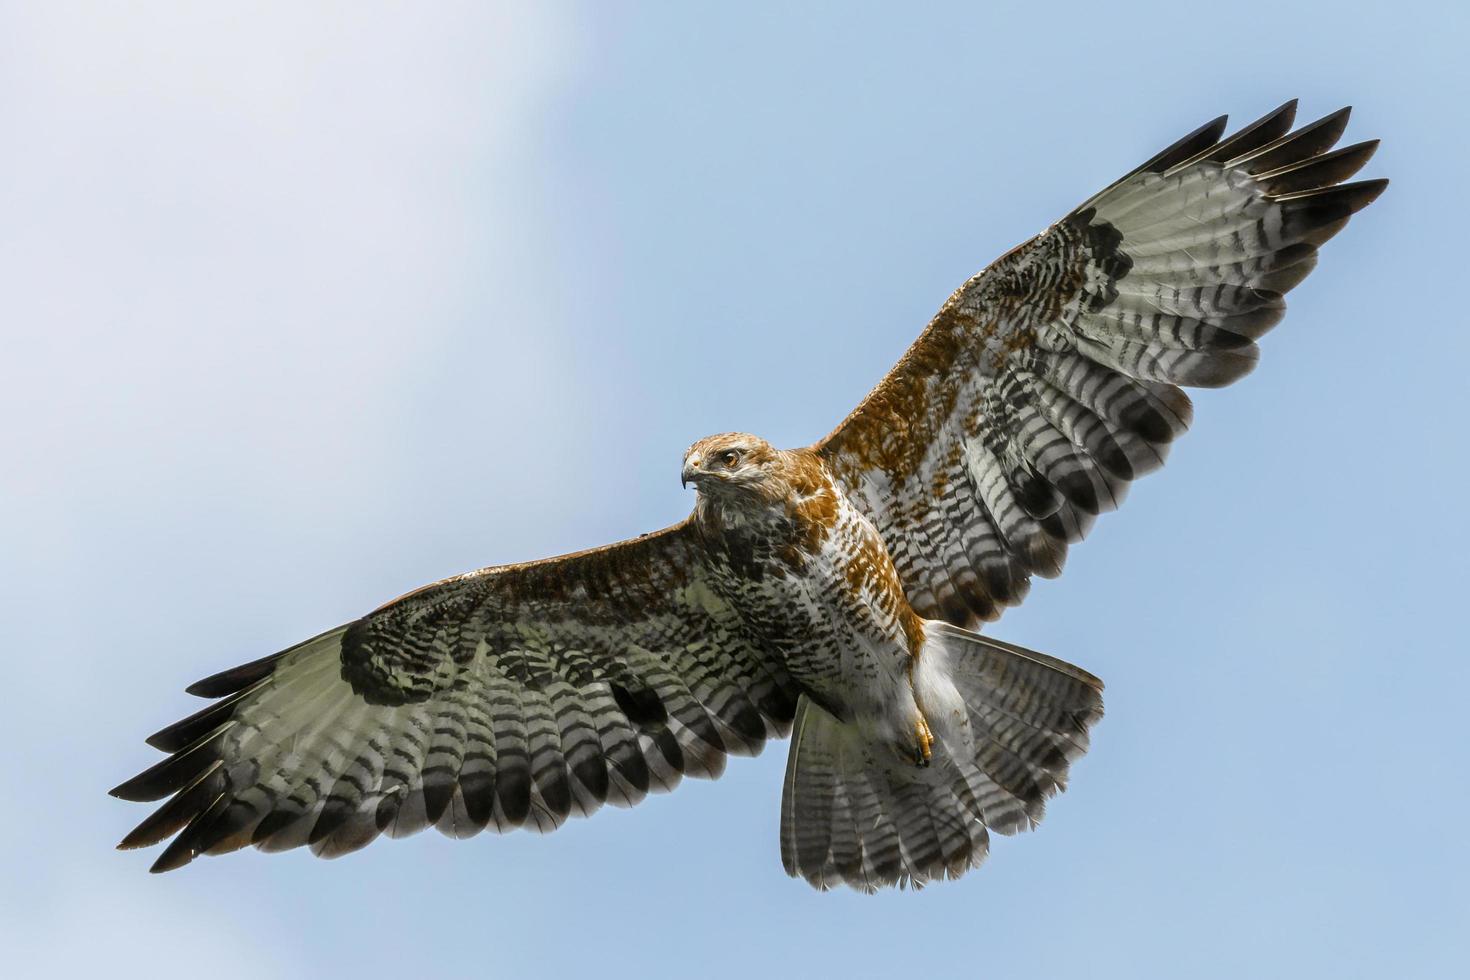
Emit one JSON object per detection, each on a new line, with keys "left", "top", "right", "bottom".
{"left": 779, "top": 623, "right": 1103, "bottom": 891}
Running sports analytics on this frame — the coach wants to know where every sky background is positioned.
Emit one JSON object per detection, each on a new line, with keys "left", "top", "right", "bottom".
{"left": 3, "top": 2, "right": 1466, "bottom": 977}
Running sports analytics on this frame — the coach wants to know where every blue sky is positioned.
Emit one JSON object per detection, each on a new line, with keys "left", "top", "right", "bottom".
{"left": 4, "top": 2, "right": 1467, "bottom": 977}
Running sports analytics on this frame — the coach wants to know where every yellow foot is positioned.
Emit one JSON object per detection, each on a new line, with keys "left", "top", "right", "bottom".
{"left": 913, "top": 715, "right": 934, "bottom": 768}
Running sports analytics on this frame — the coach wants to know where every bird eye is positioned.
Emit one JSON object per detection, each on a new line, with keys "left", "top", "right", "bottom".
{"left": 721, "top": 450, "right": 741, "bottom": 468}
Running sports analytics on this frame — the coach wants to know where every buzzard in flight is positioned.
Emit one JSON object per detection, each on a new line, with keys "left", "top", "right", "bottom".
{"left": 114, "top": 101, "right": 1384, "bottom": 890}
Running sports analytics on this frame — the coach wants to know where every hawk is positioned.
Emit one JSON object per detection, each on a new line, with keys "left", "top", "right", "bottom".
{"left": 114, "top": 101, "right": 1384, "bottom": 890}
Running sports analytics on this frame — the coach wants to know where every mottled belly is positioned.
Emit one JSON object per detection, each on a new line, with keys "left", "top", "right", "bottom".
{"left": 705, "top": 556, "right": 911, "bottom": 721}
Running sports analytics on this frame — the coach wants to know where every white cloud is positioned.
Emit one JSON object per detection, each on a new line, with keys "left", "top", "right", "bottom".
{"left": 0, "top": 1, "right": 586, "bottom": 513}
{"left": 0, "top": 5, "right": 585, "bottom": 973}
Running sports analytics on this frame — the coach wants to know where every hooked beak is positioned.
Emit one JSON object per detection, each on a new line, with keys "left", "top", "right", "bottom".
{"left": 681, "top": 457, "right": 701, "bottom": 490}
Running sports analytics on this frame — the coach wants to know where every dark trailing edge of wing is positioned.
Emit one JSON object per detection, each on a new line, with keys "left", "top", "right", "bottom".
{"left": 114, "top": 527, "right": 802, "bottom": 873}
{"left": 818, "top": 100, "right": 1385, "bottom": 629}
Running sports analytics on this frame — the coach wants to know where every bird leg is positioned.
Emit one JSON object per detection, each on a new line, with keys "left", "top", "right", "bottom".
{"left": 913, "top": 714, "right": 934, "bottom": 768}
{"left": 907, "top": 654, "right": 934, "bottom": 768}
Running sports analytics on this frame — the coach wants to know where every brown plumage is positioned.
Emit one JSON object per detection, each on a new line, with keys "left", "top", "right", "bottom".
{"left": 114, "top": 100, "right": 1383, "bottom": 889}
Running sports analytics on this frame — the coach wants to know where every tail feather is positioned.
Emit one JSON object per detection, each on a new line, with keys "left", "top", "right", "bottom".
{"left": 780, "top": 700, "right": 986, "bottom": 892}
{"left": 779, "top": 624, "right": 1102, "bottom": 892}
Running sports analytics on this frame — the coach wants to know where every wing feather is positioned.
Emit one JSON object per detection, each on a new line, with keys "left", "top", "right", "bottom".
{"left": 114, "top": 521, "right": 796, "bottom": 870}
{"left": 818, "top": 103, "right": 1384, "bottom": 626}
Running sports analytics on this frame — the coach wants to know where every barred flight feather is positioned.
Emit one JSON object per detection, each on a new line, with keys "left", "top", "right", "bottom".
{"left": 115, "top": 100, "right": 1381, "bottom": 892}
{"left": 114, "top": 525, "right": 798, "bottom": 872}
{"left": 818, "top": 100, "right": 1385, "bottom": 628}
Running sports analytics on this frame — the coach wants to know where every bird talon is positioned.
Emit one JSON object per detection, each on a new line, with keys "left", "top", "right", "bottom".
{"left": 914, "top": 715, "right": 934, "bottom": 768}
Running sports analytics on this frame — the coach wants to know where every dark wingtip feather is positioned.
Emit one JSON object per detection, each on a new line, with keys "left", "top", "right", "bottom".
{"left": 145, "top": 689, "right": 247, "bottom": 751}
{"left": 148, "top": 794, "right": 232, "bottom": 872}
{"left": 1276, "top": 176, "right": 1389, "bottom": 211}
{"left": 149, "top": 849, "right": 194, "bottom": 873}
{"left": 110, "top": 735, "right": 222, "bottom": 802}
{"left": 148, "top": 838, "right": 200, "bottom": 873}
{"left": 1142, "top": 114, "right": 1230, "bottom": 174}
{"left": 117, "top": 765, "right": 224, "bottom": 850}
{"left": 1257, "top": 139, "right": 1380, "bottom": 195}
{"left": 1176, "top": 100, "right": 1299, "bottom": 171}
{"left": 1075, "top": 112, "right": 1233, "bottom": 213}
{"left": 1231, "top": 106, "right": 1353, "bottom": 173}
{"left": 184, "top": 651, "right": 285, "bottom": 698}
{"left": 1277, "top": 178, "right": 1388, "bottom": 246}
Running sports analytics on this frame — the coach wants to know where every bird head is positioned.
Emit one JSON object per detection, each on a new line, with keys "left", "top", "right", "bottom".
{"left": 681, "top": 432, "right": 783, "bottom": 503}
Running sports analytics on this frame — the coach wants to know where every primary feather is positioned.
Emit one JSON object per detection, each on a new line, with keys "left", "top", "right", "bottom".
{"left": 818, "top": 100, "right": 1384, "bottom": 627}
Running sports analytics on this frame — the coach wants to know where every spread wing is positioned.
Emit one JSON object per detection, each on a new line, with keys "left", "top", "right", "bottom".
{"left": 818, "top": 101, "right": 1385, "bottom": 626}
{"left": 112, "top": 521, "right": 797, "bottom": 872}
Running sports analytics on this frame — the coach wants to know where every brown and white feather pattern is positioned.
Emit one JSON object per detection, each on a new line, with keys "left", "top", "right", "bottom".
{"left": 113, "top": 526, "right": 798, "bottom": 871}
{"left": 819, "top": 100, "right": 1384, "bottom": 627}
{"left": 114, "top": 101, "right": 1382, "bottom": 889}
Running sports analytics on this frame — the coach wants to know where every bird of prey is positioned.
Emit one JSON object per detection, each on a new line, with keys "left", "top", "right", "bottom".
{"left": 113, "top": 101, "right": 1384, "bottom": 890}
